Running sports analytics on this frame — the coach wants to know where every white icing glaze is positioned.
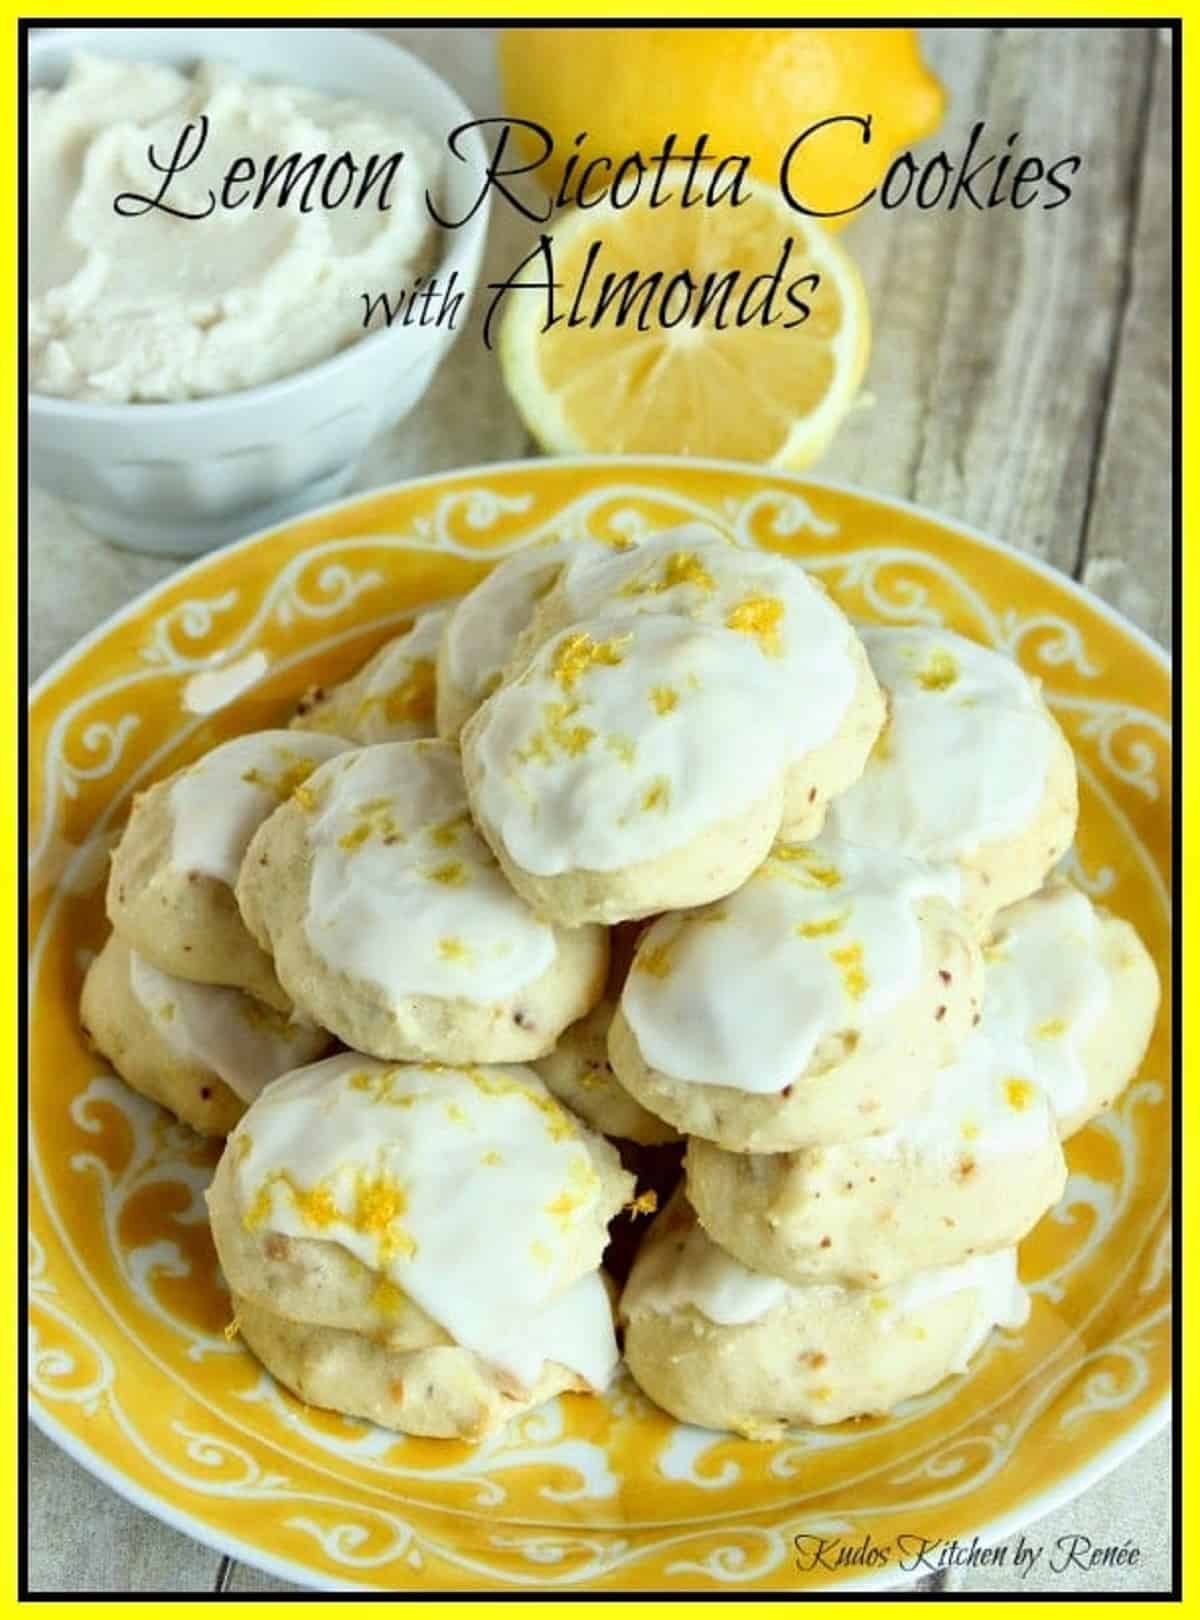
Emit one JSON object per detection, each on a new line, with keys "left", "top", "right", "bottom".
{"left": 468, "top": 611, "right": 789, "bottom": 875}
{"left": 337, "top": 606, "right": 452, "bottom": 743}
{"left": 127, "top": 950, "right": 325, "bottom": 1105}
{"left": 229, "top": 1052, "right": 621, "bottom": 1388}
{"left": 856, "top": 886, "right": 1076, "bottom": 1164}
{"left": 304, "top": 740, "right": 558, "bottom": 1002}
{"left": 169, "top": 730, "right": 351, "bottom": 887}
{"left": 623, "top": 1203, "right": 790, "bottom": 1325}
{"left": 621, "top": 835, "right": 959, "bottom": 1093}
{"left": 827, "top": 626, "right": 1056, "bottom": 861}
{"left": 982, "top": 882, "right": 1111, "bottom": 1122}
{"left": 183, "top": 651, "right": 270, "bottom": 716}
{"left": 856, "top": 1020, "right": 1057, "bottom": 1167}
{"left": 626, "top": 1206, "right": 1028, "bottom": 1374}
{"left": 550, "top": 524, "right": 858, "bottom": 760}
{"left": 881, "top": 1248, "right": 1029, "bottom": 1371}
{"left": 443, "top": 541, "right": 569, "bottom": 704}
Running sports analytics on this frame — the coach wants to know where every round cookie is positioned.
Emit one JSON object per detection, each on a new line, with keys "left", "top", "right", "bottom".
{"left": 291, "top": 604, "right": 454, "bottom": 743}
{"left": 508, "top": 525, "right": 885, "bottom": 839}
{"left": 620, "top": 1192, "right": 1029, "bottom": 1437}
{"left": 825, "top": 626, "right": 1078, "bottom": 925}
{"left": 80, "top": 934, "right": 332, "bottom": 1136}
{"left": 534, "top": 996, "right": 681, "bottom": 1147}
{"left": 982, "top": 880, "right": 1160, "bottom": 1139}
{"left": 80, "top": 933, "right": 331, "bottom": 1134}
{"left": 235, "top": 739, "right": 608, "bottom": 1063}
{"left": 208, "top": 1053, "right": 630, "bottom": 1434}
{"left": 107, "top": 730, "right": 352, "bottom": 1008}
{"left": 436, "top": 543, "right": 570, "bottom": 739}
{"left": 609, "top": 837, "right": 983, "bottom": 1152}
{"left": 231, "top": 1291, "right": 594, "bottom": 1442}
{"left": 461, "top": 610, "right": 792, "bottom": 926}
{"left": 686, "top": 1022, "right": 1066, "bottom": 1289}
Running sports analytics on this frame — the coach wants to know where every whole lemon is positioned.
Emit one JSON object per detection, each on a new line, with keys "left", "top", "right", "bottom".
{"left": 497, "top": 27, "right": 945, "bottom": 228}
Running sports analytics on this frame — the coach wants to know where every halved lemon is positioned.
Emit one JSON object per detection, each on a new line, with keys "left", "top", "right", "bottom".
{"left": 498, "top": 188, "right": 870, "bottom": 468}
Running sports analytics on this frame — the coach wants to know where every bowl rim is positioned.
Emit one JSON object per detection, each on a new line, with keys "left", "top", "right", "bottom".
{"left": 25, "top": 24, "right": 493, "bottom": 424}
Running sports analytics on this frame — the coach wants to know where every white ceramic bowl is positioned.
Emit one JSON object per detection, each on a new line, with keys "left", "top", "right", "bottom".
{"left": 27, "top": 26, "right": 491, "bottom": 556}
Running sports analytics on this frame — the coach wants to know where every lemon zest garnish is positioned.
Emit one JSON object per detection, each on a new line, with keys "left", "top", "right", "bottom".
{"left": 622, "top": 550, "right": 716, "bottom": 598}
{"left": 551, "top": 630, "right": 629, "bottom": 691}
{"left": 424, "top": 860, "right": 468, "bottom": 887}
{"left": 429, "top": 812, "right": 471, "bottom": 849}
{"left": 1005, "top": 1077, "right": 1037, "bottom": 1110}
{"left": 353, "top": 1173, "right": 416, "bottom": 1259}
{"left": 830, "top": 942, "right": 868, "bottom": 1000}
{"left": 641, "top": 775, "right": 671, "bottom": 813}
{"left": 437, "top": 936, "right": 472, "bottom": 963}
{"left": 367, "top": 659, "right": 436, "bottom": 729}
{"left": 773, "top": 845, "right": 842, "bottom": 888}
{"left": 1035, "top": 1018, "right": 1067, "bottom": 1040}
{"left": 242, "top": 752, "right": 319, "bottom": 801}
{"left": 649, "top": 685, "right": 679, "bottom": 715}
{"left": 627, "top": 1189, "right": 658, "bottom": 1216}
{"left": 916, "top": 649, "right": 958, "bottom": 691}
{"left": 794, "top": 909, "right": 849, "bottom": 939}
{"left": 726, "top": 593, "right": 784, "bottom": 656}
{"left": 520, "top": 700, "right": 596, "bottom": 764}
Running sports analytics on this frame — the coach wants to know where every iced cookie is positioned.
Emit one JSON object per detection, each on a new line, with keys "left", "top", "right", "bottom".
{"left": 535, "top": 997, "right": 681, "bottom": 1147}
{"left": 436, "top": 544, "right": 569, "bottom": 739}
{"left": 291, "top": 604, "right": 453, "bottom": 743}
{"left": 79, "top": 934, "right": 332, "bottom": 1136}
{"left": 620, "top": 1192, "right": 1029, "bottom": 1436}
{"left": 687, "top": 1016, "right": 1066, "bottom": 1290}
{"left": 608, "top": 837, "right": 983, "bottom": 1152}
{"left": 231, "top": 1292, "right": 598, "bottom": 1441}
{"left": 236, "top": 739, "right": 608, "bottom": 1062}
{"left": 983, "top": 881, "right": 1160, "bottom": 1139}
{"left": 533, "top": 920, "right": 678, "bottom": 1146}
{"left": 208, "top": 1053, "right": 631, "bottom": 1439}
{"left": 509, "top": 526, "right": 885, "bottom": 838}
{"left": 107, "top": 730, "right": 352, "bottom": 1008}
{"left": 826, "top": 627, "right": 1078, "bottom": 924}
{"left": 461, "top": 611, "right": 793, "bottom": 926}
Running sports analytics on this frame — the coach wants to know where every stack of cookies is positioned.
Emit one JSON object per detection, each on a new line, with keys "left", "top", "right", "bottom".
{"left": 82, "top": 523, "right": 1159, "bottom": 1442}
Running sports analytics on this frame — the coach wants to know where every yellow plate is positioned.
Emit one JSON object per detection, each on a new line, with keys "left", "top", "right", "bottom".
{"left": 28, "top": 460, "right": 1172, "bottom": 1593}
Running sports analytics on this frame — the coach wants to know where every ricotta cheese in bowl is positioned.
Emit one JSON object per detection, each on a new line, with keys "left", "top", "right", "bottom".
{"left": 25, "top": 25, "right": 489, "bottom": 554}
{"left": 30, "top": 53, "right": 443, "bottom": 403}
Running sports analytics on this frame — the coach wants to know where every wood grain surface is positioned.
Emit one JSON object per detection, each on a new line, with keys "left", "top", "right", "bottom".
{"left": 25, "top": 23, "right": 1175, "bottom": 1595}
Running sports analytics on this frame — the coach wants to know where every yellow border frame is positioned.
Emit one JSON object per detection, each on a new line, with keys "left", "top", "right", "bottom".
{"left": 13, "top": 9, "right": 1182, "bottom": 1617}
